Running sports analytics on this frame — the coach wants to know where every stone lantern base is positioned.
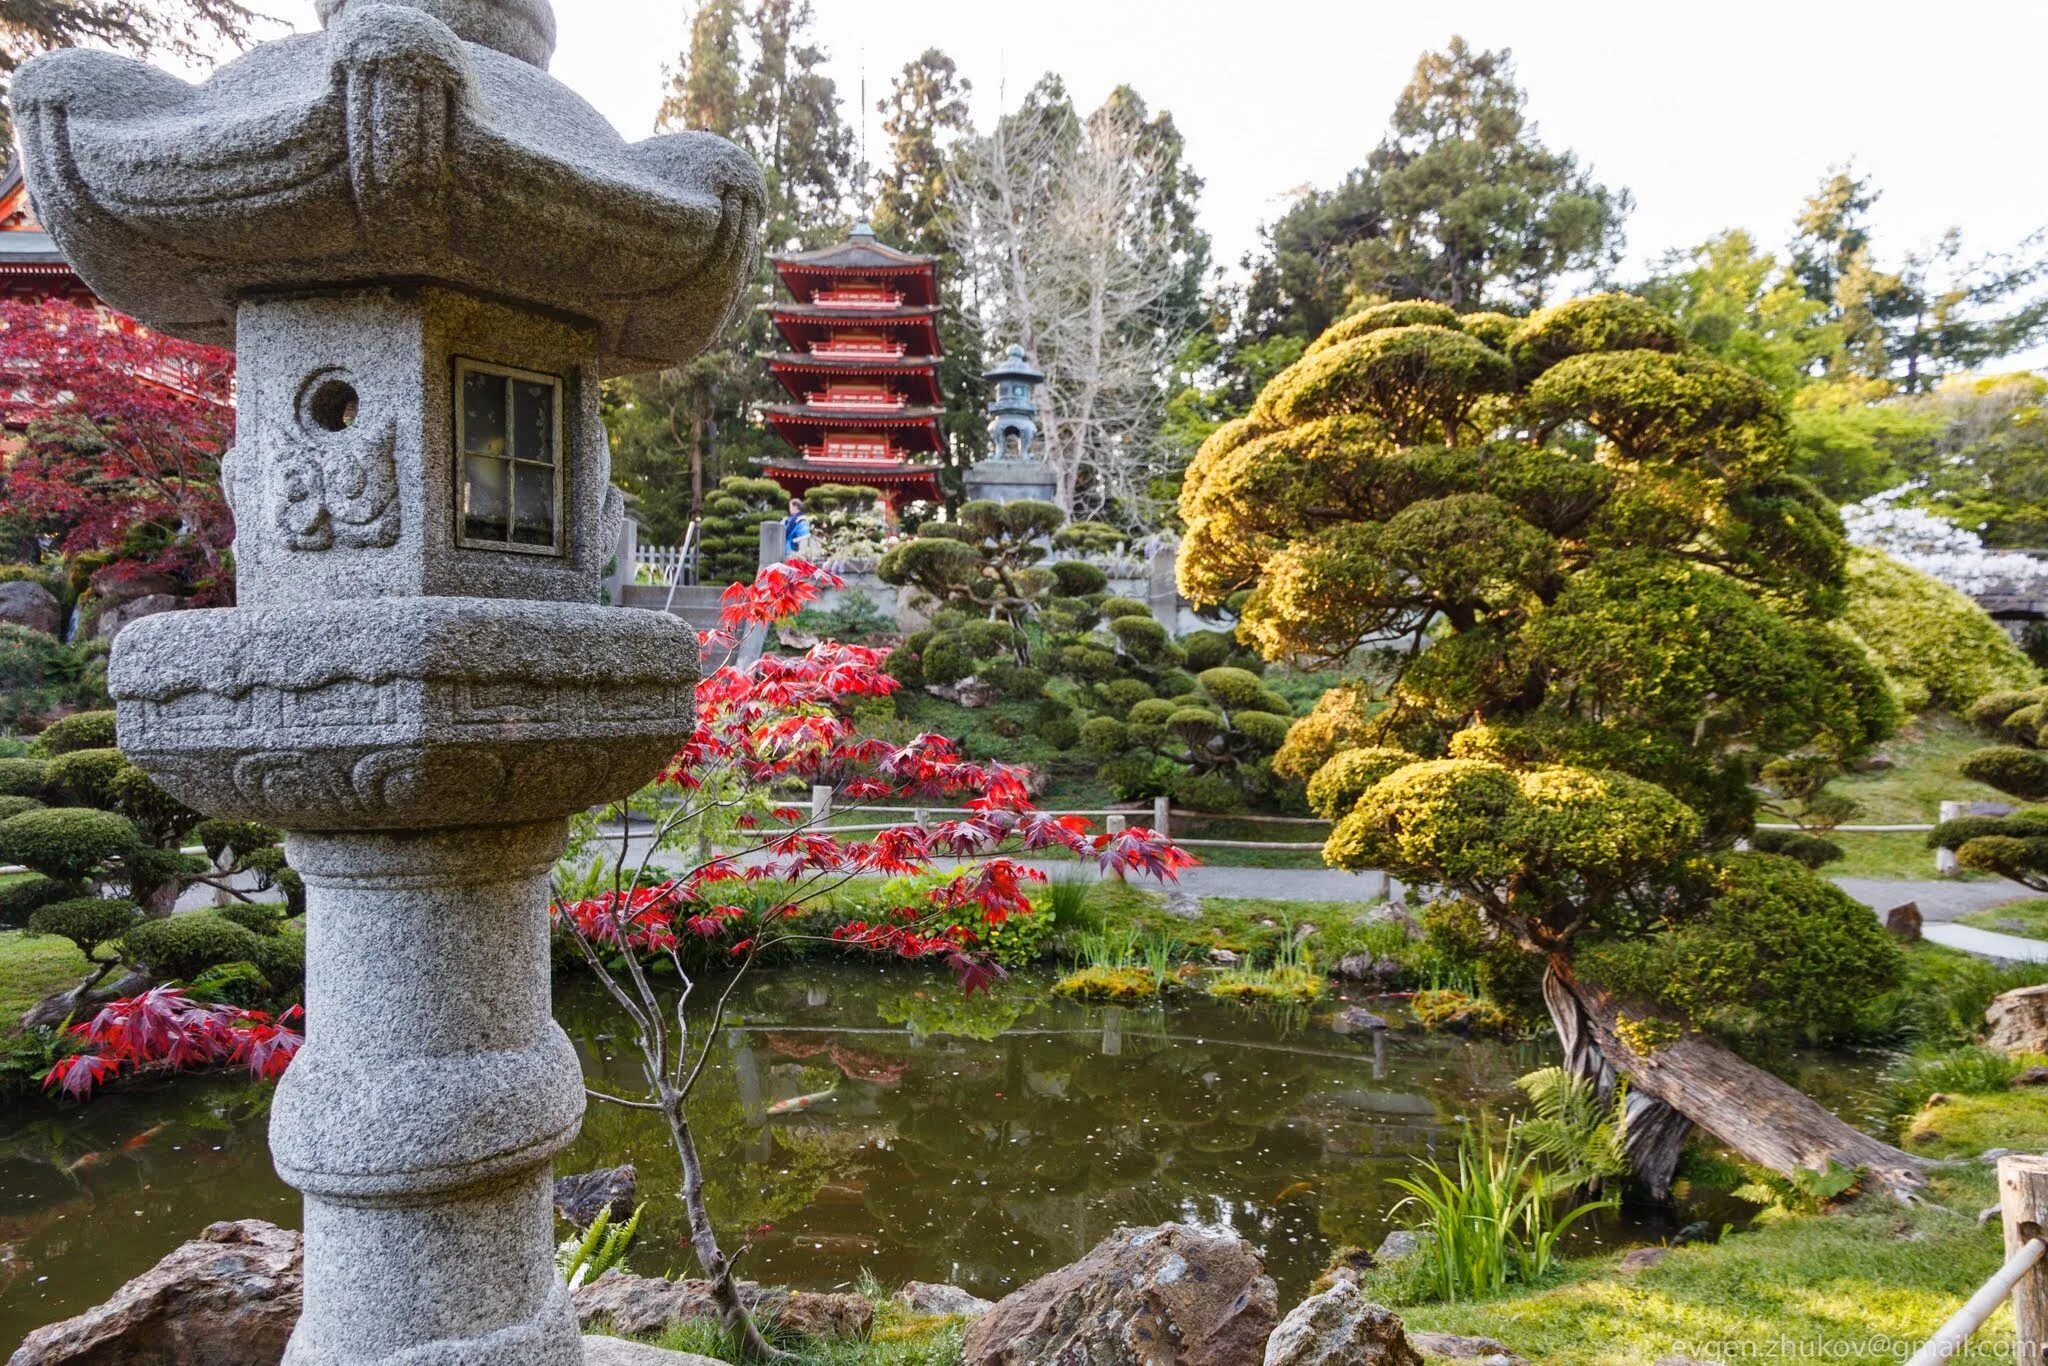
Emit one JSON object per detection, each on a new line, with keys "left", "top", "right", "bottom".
{"left": 963, "top": 458, "right": 1059, "bottom": 506}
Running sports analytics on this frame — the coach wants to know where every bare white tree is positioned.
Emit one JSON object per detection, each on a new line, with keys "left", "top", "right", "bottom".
{"left": 950, "top": 85, "right": 1193, "bottom": 525}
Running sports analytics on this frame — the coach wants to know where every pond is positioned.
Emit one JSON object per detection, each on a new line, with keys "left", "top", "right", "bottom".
{"left": 1, "top": 965, "right": 1753, "bottom": 1346}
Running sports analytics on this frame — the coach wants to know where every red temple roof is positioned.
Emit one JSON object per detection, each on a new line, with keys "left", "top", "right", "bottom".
{"left": 770, "top": 222, "right": 939, "bottom": 308}
{"left": 0, "top": 161, "right": 92, "bottom": 304}
{"left": 766, "top": 353, "right": 942, "bottom": 406}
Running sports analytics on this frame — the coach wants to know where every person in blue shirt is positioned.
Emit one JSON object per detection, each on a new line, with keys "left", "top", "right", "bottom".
{"left": 781, "top": 497, "right": 811, "bottom": 560}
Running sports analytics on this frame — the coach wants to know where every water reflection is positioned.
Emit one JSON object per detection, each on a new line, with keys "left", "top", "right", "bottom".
{"left": 561, "top": 965, "right": 1551, "bottom": 1301}
{"left": 2, "top": 964, "right": 1682, "bottom": 1345}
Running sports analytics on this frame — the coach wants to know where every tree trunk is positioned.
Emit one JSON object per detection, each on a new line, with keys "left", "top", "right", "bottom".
{"left": 1544, "top": 967, "right": 1692, "bottom": 1201}
{"left": 665, "top": 1093, "right": 790, "bottom": 1362}
{"left": 689, "top": 377, "right": 710, "bottom": 521}
{"left": 1544, "top": 962, "right": 1926, "bottom": 1202}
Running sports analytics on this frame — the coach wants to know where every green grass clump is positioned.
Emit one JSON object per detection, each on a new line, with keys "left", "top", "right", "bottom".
{"left": 1051, "top": 965, "right": 1158, "bottom": 1003}
{"left": 1412, "top": 988, "right": 1511, "bottom": 1037}
{"left": 1902, "top": 1089, "right": 2048, "bottom": 1160}
{"left": 1959, "top": 898, "right": 2048, "bottom": 941}
{"left": 1206, "top": 963, "right": 1324, "bottom": 1004}
{"left": 1879, "top": 1045, "right": 2044, "bottom": 1129}
{"left": 640, "top": 1302, "right": 966, "bottom": 1364}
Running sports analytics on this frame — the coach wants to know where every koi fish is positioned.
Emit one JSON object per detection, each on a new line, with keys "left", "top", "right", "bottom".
{"left": 120, "top": 1123, "right": 169, "bottom": 1154}
{"left": 61, "top": 1151, "right": 106, "bottom": 1176}
{"left": 1272, "top": 1181, "right": 1316, "bottom": 1204}
{"left": 765, "top": 1089, "right": 838, "bottom": 1116}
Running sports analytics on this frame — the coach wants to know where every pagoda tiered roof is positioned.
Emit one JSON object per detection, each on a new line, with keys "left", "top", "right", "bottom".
{"left": 759, "top": 220, "right": 945, "bottom": 507}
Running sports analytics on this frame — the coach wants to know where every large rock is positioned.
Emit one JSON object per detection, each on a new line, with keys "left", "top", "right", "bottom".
{"left": 1885, "top": 902, "right": 1923, "bottom": 943}
{"left": 1986, "top": 983, "right": 2048, "bottom": 1055}
{"left": 0, "top": 580, "right": 62, "bottom": 638}
{"left": 573, "top": 1273, "right": 873, "bottom": 1341}
{"left": 92, "top": 592, "right": 181, "bottom": 642}
{"left": 555, "top": 1163, "right": 638, "bottom": 1229}
{"left": 1262, "top": 1282, "right": 1420, "bottom": 1366}
{"left": 963, "top": 1223, "right": 1279, "bottom": 1366}
{"left": 582, "top": 1339, "right": 727, "bottom": 1366}
{"left": 8, "top": 1220, "right": 301, "bottom": 1365}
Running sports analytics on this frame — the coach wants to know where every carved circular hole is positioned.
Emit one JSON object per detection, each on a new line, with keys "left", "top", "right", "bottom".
{"left": 308, "top": 379, "right": 359, "bottom": 433}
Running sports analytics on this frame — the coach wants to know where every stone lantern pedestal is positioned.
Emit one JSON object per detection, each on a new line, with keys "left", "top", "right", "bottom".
{"left": 14, "top": 2, "right": 764, "bottom": 1360}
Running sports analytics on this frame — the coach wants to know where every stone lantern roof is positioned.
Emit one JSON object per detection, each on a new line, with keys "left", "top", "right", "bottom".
{"left": 11, "top": 0, "right": 765, "bottom": 374}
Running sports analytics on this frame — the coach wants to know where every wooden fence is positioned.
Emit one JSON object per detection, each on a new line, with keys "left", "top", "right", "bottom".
{"left": 1906, "top": 1153, "right": 2048, "bottom": 1363}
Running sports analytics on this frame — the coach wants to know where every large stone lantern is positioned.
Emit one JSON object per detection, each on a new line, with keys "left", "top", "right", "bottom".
{"left": 12, "top": 4, "right": 763, "bottom": 1361}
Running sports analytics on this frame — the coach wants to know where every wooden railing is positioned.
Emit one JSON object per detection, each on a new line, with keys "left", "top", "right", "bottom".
{"left": 1907, "top": 1154, "right": 2048, "bottom": 1363}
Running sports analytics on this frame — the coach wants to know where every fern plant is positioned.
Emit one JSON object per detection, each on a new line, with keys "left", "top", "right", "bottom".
{"left": 1732, "top": 1161, "right": 1863, "bottom": 1214}
{"left": 558, "top": 1202, "right": 642, "bottom": 1290}
{"left": 1515, "top": 1067, "right": 1630, "bottom": 1193}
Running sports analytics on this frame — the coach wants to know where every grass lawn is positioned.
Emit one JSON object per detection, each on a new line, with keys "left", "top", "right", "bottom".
{"left": 1827, "top": 829, "right": 1962, "bottom": 880}
{"left": 1959, "top": 898, "right": 2048, "bottom": 941}
{"left": 1833, "top": 713, "right": 2011, "bottom": 825}
{"left": 0, "top": 928, "right": 84, "bottom": 1035}
{"left": 1902, "top": 1089, "right": 2048, "bottom": 1159}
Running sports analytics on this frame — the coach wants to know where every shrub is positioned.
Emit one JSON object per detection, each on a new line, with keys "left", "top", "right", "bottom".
{"left": 1098, "top": 678, "right": 1156, "bottom": 716}
{"left": 28, "top": 897, "right": 140, "bottom": 959}
{"left": 193, "top": 819, "right": 285, "bottom": 862}
{"left": 1963, "top": 747, "right": 2048, "bottom": 800}
{"left": 1051, "top": 561, "right": 1108, "bottom": 598}
{"left": 1037, "top": 717, "right": 1081, "bottom": 751}
{"left": 1171, "top": 770, "right": 1244, "bottom": 814}
{"left": 1098, "top": 596, "right": 1150, "bottom": 622}
{"left": 981, "top": 663, "right": 1047, "bottom": 700}
{"left": 1305, "top": 746, "right": 1417, "bottom": 820}
{"left": 246, "top": 930, "right": 307, "bottom": 989}
{"left": 0, "top": 757, "right": 48, "bottom": 798}
{"left": 0, "top": 874, "right": 80, "bottom": 928}
{"left": 120, "top": 913, "right": 268, "bottom": 982}
{"left": 1969, "top": 689, "right": 2044, "bottom": 737}
{"left": 1196, "top": 666, "right": 1267, "bottom": 710}
{"left": 1182, "top": 630, "right": 1236, "bottom": 673}
{"left": 1842, "top": 549, "right": 2036, "bottom": 714}
{"left": 0, "top": 795, "right": 42, "bottom": 822}
{"left": 218, "top": 902, "right": 287, "bottom": 937}
{"left": 1233, "top": 710, "right": 1292, "bottom": 751}
{"left": 43, "top": 747, "right": 127, "bottom": 808}
{"left": 32, "top": 710, "right": 118, "bottom": 756}
{"left": 1749, "top": 829, "right": 1845, "bottom": 869}
{"left": 1109, "top": 615, "right": 1171, "bottom": 663}
{"left": 1080, "top": 717, "right": 1129, "bottom": 760}
{"left": 0, "top": 807, "right": 140, "bottom": 880}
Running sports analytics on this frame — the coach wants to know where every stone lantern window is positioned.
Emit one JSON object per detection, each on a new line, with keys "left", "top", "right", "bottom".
{"left": 456, "top": 359, "right": 564, "bottom": 554}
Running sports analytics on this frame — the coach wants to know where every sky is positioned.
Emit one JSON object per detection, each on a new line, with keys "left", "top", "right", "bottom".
{"left": 252, "top": 2, "right": 2048, "bottom": 363}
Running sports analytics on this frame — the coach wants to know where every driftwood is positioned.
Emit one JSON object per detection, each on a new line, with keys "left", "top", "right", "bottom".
{"left": 1543, "top": 963, "right": 1926, "bottom": 1202}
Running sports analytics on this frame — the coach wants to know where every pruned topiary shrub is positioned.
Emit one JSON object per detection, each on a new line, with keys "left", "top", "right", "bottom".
{"left": 1963, "top": 747, "right": 2048, "bottom": 801}
{"left": 1749, "top": 829, "right": 1845, "bottom": 869}
{"left": 0, "top": 807, "right": 141, "bottom": 881}
{"left": 0, "top": 794, "right": 42, "bottom": 822}
{"left": 31, "top": 709, "right": 118, "bottom": 757}
{"left": 28, "top": 897, "right": 141, "bottom": 960}
{"left": 120, "top": 913, "right": 269, "bottom": 984}
{"left": 0, "top": 757, "right": 48, "bottom": 799}
{"left": 0, "top": 873, "right": 80, "bottom": 929}
{"left": 43, "top": 747, "right": 127, "bottom": 809}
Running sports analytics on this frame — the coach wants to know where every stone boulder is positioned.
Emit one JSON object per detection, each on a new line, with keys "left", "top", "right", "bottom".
{"left": 92, "top": 592, "right": 181, "bottom": 642}
{"left": 1332, "top": 1007, "right": 1390, "bottom": 1035}
{"left": 1986, "top": 983, "right": 2048, "bottom": 1055}
{"left": 9, "top": 1220, "right": 301, "bottom": 1365}
{"left": 1406, "top": 1333, "right": 1527, "bottom": 1364}
{"left": 573, "top": 1274, "right": 872, "bottom": 1342}
{"left": 964, "top": 1223, "right": 1279, "bottom": 1366}
{"left": 1884, "top": 902, "right": 1923, "bottom": 943}
{"left": 895, "top": 1281, "right": 995, "bottom": 1319}
{"left": 582, "top": 1340, "right": 726, "bottom": 1366}
{"left": 554, "top": 1163, "right": 637, "bottom": 1229}
{"left": 0, "top": 580, "right": 62, "bottom": 638}
{"left": 1262, "top": 1282, "right": 1420, "bottom": 1366}
{"left": 1618, "top": 1246, "right": 1667, "bottom": 1272}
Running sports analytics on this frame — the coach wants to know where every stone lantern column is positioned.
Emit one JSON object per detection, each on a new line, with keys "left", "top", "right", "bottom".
{"left": 12, "top": 4, "right": 764, "bottom": 1361}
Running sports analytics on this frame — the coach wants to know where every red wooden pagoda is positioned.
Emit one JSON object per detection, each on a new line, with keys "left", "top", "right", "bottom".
{"left": 762, "top": 220, "right": 944, "bottom": 511}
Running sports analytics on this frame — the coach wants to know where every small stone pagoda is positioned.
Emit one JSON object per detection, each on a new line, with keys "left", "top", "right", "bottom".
{"left": 12, "top": 2, "right": 763, "bottom": 1362}
{"left": 761, "top": 220, "right": 944, "bottom": 513}
{"left": 964, "top": 343, "right": 1057, "bottom": 505}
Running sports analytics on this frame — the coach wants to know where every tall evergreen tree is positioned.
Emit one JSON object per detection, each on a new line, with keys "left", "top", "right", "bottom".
{"left": 0, "top": 0, "right": 259, "bottom": 143}
{"left": 872, "top": 48, "right": 983, "bottom": 496}
{"left": 614, "top": 1, "right": 856, "bottom": 547}
{"left": 1242, "top": 37, "right": 1629, "bottom": 344}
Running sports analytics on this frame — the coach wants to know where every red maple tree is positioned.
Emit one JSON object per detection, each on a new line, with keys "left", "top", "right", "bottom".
{"left": 0, "top": 298, "right": 236, "bottom": 603}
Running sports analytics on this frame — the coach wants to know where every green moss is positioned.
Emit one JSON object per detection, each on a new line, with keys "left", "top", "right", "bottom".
{"left": 1051, "top": 965, "right": 1159, "bottom": 1003}
{"left": 1205, "top": 964, "right": 1323, "bottom": 1004}
{"left": 1412, "top": 988, "right": 1511, "bottom": 1036}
